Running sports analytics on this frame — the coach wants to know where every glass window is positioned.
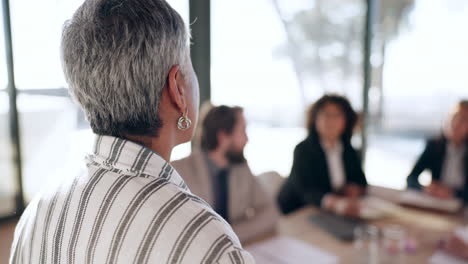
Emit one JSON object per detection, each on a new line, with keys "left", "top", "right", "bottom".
{"left": 0, "top": 92, "right": 16, "bottom": 217}
{"left": 212, "top": 0, "right": 365, "bottom": 176}
{"left": 167, "top": 0, "right": 189, "bottom": 24}
{"left": 365, "top": 0, "right": 468, "bottom": 189}
{"left": 0, "top": 1, "right": 7, "bottom": 90}
{"left": 17, "top": 94, "right": 83, "bottom": 201}
{"left": 9, "top": 0, "right": 83, "bottom": 89}
{"left": 9, "top": 0, "right": 189, "bottom": 90}
{"left": 0, "top": 3, "right": 17, "bottom": 218}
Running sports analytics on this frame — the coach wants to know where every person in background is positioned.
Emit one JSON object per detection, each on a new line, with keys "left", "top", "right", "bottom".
{"left": 173, "top": 105, "right": 280, "bottom": 244}
{"left": 277, "top": 94, "right": 367, "bottom": 217}
{"left": 406, "top": 100, "right": 468, "bottom": 202}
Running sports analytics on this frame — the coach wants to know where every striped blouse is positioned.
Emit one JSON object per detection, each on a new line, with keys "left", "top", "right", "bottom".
{"left": 9, "top": 135, "right": 255, "bottom": 264}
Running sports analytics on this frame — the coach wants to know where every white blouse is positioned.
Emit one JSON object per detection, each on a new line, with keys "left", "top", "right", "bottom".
{"left": 441, "top": 142, "right": 466, "bottom": 190}
{"left": 321, "top": 141, "right": 346, "bottom": 191}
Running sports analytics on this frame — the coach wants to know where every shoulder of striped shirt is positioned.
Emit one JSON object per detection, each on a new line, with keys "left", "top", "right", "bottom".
{"left": 83, "top": 162, "right": 211, "bottom": 209}
{"left": 13, "top": 193, "right": 253, "bottom": 263}
{"left": 119, "top": 174, "right": 246, "bottom": 248}
{"left": 22, "top": 166, "right": 246, "bottom": 252}
{"left": 83, "top": 166, "right": 243, "bottom": 242}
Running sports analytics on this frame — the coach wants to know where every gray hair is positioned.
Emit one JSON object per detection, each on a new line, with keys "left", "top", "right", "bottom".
{"left": 62, "top": 0, "right": 190, "bottom": 137}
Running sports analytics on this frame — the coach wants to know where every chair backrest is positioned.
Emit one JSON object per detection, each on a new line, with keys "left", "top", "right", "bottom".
{"left": 257, "top": 171, "right": 285, "bottom": 198}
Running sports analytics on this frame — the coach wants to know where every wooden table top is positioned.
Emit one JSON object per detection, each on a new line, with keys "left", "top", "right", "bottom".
{"left": 255, "top": 186, "right": 467, "bottom": 263}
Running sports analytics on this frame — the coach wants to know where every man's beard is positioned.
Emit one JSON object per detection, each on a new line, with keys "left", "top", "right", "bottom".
{"left": 225, "top": 148, "right": 246, "bottom": 165}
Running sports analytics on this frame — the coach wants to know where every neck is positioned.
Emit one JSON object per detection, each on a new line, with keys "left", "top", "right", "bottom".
{"left": 450, "top": 138, "right": 465, "bottom": 147}
{"left": 207, "top": 148, "right": 229, "bottom": 168}
{"left": 321, "top": 137, "right": 340, "bottom": 149}
{"left": 446, "top": 132, "right": 465, "bottom": 147}
{"left": 125, "top": 131, "right": 176, "bottom": 162}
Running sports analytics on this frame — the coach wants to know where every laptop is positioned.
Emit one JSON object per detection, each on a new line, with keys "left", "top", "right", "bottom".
{"left": 309, "top": 212, "right": 365, "bottom": 241}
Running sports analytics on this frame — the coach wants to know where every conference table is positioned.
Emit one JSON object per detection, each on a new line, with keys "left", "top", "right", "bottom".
{"left": 251, "top": 186, "right": 467, "bottom": 263}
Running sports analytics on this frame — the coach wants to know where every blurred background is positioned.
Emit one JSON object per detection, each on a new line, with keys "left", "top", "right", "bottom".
{"left": 1, "top": 0, "right": 468, "bottom": 221}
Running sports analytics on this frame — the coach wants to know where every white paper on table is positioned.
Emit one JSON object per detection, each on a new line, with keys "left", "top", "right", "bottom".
{"left": 399, "top": 190, "right": 462, "bottom": 213}
{"left": 246, "top": 236, "right": 338, "bottom": 264}
{"left": 359, "top": 196, "right": 401, "bottom": 220}
{"left": 430, "top": 251, "right": 468, "bottom": 264}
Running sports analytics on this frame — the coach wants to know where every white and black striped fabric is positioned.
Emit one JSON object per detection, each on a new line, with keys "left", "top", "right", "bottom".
{"left": 10, "top": 135, "right": 255, "bottom": 264}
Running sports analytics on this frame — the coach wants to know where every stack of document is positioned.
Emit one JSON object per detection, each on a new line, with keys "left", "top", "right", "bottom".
{"left": 399, "top": 190, "right": 462, "bottom": 213}
{"left": 246, "top": 236, "right": 338, "bottom": 264}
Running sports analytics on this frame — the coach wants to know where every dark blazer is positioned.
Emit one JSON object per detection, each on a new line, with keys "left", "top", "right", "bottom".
{"left": 406, "top": 136, "right": 468, "bottom": 202}
{"left": 277, "top": 135, "right": 367, "bottom": 214}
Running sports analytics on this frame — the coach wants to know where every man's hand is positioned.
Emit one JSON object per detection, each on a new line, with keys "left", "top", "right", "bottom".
{"left": 342, "top": 184, "right": 366, "bottom": 198}
{"left": 342, "top": 199, "right": 361, "bottom": 218}
{"left": 322, "top": 195, "right": 361, "bottom": 218}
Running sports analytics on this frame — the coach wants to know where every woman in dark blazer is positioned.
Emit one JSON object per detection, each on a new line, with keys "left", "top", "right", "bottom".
{"left": 277, "top": 95, "right": 367, "bottom": 216}
{"left": 407, "top": 101, "right": 468, "bottom": 202}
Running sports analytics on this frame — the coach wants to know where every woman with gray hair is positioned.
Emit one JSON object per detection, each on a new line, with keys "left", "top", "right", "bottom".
{"left": 9, "top": 0, "right": 254, "bottom": 263}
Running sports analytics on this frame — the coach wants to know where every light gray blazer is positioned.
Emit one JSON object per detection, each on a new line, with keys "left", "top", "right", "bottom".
{"left": 172, "top": 150, "right": 279, "bottom": 244}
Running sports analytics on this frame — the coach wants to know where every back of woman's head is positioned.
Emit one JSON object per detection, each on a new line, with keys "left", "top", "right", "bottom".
{"left": 306, "top": 94, "right": 357, "bottom": 143}
{"left": 62, "top": 0, "right": 190, "bottom": 138}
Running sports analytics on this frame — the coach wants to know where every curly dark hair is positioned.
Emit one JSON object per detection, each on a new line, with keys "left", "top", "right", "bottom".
{"left": 306, "top": 94, "right": 358, "bottom": 143}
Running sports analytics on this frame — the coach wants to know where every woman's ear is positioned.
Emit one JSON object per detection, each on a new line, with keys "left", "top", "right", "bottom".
{"left": 167, "top": 65, "right": 186, "bottom": 113}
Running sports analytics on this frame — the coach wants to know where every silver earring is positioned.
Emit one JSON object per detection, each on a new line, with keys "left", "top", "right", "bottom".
{"left": 177, "top": 110, "right": 192, "bottom": 130}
